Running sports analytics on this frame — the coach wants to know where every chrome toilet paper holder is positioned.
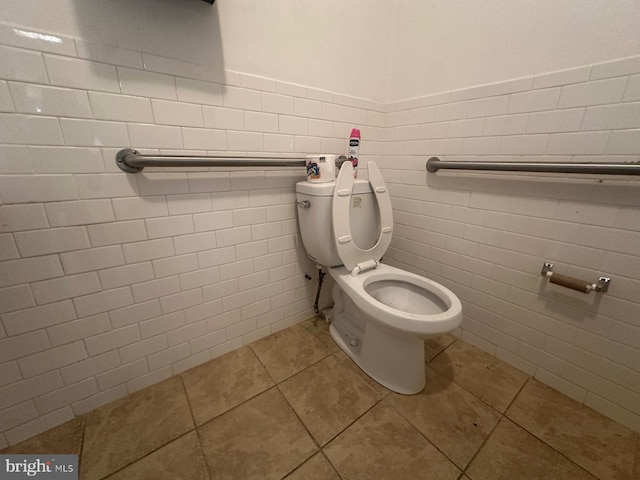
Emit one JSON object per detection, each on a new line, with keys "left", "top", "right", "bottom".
{"left": 541, "top": 262, "right": 610, "bottom": 294}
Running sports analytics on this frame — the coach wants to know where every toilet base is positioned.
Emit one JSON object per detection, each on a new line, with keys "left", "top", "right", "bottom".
{"left": 330, "top": 315, "right": 426, "bottom": 395}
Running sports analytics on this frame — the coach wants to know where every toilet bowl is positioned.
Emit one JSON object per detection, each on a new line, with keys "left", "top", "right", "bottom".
{"left": 296, "top": 160, "right": 462, "bottom": 394}
{"left": 329, "top": 263, "right": 461, "bottom": 393}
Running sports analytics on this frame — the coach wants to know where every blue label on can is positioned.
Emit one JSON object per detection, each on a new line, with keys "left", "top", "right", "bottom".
{"left": 307, "top": 162, "right": 320, "bottom": 178}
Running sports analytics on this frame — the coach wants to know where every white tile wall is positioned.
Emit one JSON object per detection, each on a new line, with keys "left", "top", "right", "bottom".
{"left": 382, "top": 54, "right": 640, "bottom": 433}
{"left": 0, "top": 21, "right": 638, "bottom": 446}
{"left": 44, "top": 55, "right": 120, "bottom": 93}
{"left": 9, "top": 83, "right": 92, "bottom": 118}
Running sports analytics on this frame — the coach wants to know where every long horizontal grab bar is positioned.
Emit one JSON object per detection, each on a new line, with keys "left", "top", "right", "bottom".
{"left": 116, "top": 149, "right": 307, "bottom": 173}
{"left": 426, "top": 157, "right": 640, "bottom": 176}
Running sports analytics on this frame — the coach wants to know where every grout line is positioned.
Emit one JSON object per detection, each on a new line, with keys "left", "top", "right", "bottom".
{"left": 462, "top": 375, "right": 604, "bottom": 479}
{"left": 426, "top": 336, "right": 458, "bottom": 364}
{"left": 459, "top": 364, "right": 535, "bottom": 474}
{"left": 177, "top": 373, "right": 198, "bottom": 432}
{"left": 278, "top": 450, "right": 322, "bottom": 479}
{"left": 77, "top": 416, "right": 87, "bottom": 478}
{"left": 459, "top": 406, "right": 504, "bottom": 477}
{"left": 273, "top": 388, "right": 323, "bottom": 479}
{"left": 13, "top": 326, "right": 620, "bottom": 480}
{"left": 382, "top": 395, "right": 467, "bottom": 475}
{"left": 318, "top": 449, "right": 345, "bottom": 480}
{"left": 429, "top": 364, "right": 529, "bottom": 419}
{"left": 320, "top": 395, "right": 385, "bottom": 450}
{"left": 87, "top": 377, "right": 201, "bottom": 478}
{"left": 248, "top": 326, "right": 335, "bottom": 386}
{"left": 503, "top": 377, "right": 607, "bottom": 480}
{"left": 192, "top": 424, "right": 214, "bottom": 480}
{"left": 504, "top": 374, "right": 531, "bottom": 414}
{"left": 321, "top": 396, "right": 382, "bottom": 450}
{"left": 492, "top": 415, "right": 601, "bottom": 480}
{"left": 632, "top": 434, "right": 640, "bottom": 479}
{"left": 186, "top": 382, "right": 273, "bottom": 432}
{"left": 275, "top": 382, "right": 322, "bottom": 450}
{"left": 96, "top": 428, "right": 197, "bottom": 480}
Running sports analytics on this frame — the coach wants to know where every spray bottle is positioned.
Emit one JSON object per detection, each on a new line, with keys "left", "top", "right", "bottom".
{"left": 348, "top": 128, "right": 360, "bottom": 178}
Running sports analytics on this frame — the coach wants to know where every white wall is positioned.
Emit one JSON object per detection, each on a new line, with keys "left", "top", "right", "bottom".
{"left": 379, "top": 57, "right": 640, "bottom": 431}
{"left": 0, "top": 0, "right": 393, "bottom": 102}
{"left": 0, "top": 0, "right": 639, "bottom": 447}
{"left": 386, "top": 0, "right": 640, "bottom": 101}
{"left": 0, "top": 17, "right": 386, "bottom": 446}
{"left": 215, "top": 0, "right": 393, "bottom": 102}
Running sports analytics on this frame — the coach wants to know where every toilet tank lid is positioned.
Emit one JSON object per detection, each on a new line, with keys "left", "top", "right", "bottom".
{"left": 296, "top": 179, "right": 372, "bottom": 196}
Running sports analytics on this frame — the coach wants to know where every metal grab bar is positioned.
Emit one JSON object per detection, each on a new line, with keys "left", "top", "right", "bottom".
{"left": 426, "top": 157, "right": 640, "bottom": 176}
{"left": 116, "top": 149, "right": 307, "bottom": 173}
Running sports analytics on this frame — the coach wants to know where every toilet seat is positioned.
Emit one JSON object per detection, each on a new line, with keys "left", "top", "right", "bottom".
{"left": 332, "top": 161, "right": 393, "bottom": 275}
{"left": 329, "top": 263, "right": 462, "bottom": 336}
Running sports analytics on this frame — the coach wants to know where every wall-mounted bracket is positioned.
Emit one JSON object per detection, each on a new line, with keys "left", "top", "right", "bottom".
{"left": 116, "top": 149, "right": 144, "bottom": 173}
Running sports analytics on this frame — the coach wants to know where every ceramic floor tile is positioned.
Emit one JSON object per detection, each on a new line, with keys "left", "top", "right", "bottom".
{"left": 333, "top": 350, "right": 391, "bottom": 398}
{"left": 181, "top": 346, "right": 273, "bottom": 425}
{"left": 279, "top": 352, "right": 383, "bottom": 446}
{"left": 284, "top": 452, "right": 341, "bottom": 480}
{"left": 383, "top": 367, "right": 501, "bottom": 469}
{"left": 249, "top": 324, "right": 332, "bottom": 383}
{"left": 507, "top": 379, "right": 638, "bottom": 480}
{"left": 0, "top": 417, "right": 84, "bottom": 454}
{"left": 323, "top": 402, "right": 460, "bottom": 480}
{"left": 429, "top": 340, "right": 528, "bottom": 412}
{"left": 105, "top": 431, "right": 208, "bottom": 480}
{"left": 425, "top": 334, "right": 457, "bottom": 362}
{"left": 301, "top": 317, "right": 339, "bottom": 352}
{"left": 81, "top": 376, "right": 194, "bottom": 480}
{"left": 467, "top": 418, "right": 598, "bottom": 480}
{"left": 633, "top": 439, "right": 640, "bottom": 479}
{"left": 198, "top": 387, "right": 317, "bottom": 480}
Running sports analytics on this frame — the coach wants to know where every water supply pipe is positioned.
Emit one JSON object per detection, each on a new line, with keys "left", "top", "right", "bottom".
{"left": 313, "top": 266, "right": 327, "bottom": 315}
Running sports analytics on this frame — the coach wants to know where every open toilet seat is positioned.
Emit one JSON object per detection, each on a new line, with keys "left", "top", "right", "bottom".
{"left": 329, "top": 160, "right": 463, "bottom": 335}
{"left": 323, "top": 161, "right": 463, "bottom": 394}
{"left": 330, "top": 263, "right": 463, "bottom": 336}
{"left": 332, "top": 161, "right": 393, "bottom": 276}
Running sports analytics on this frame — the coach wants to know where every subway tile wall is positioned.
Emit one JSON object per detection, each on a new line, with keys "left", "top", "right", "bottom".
{"left": 0, "top": 22, "right": 386, "bottom": 447}
{"left": 377, "top": 58, "right": 640, "bottom": 433}
{"left": 0, "top": 20, "right": 639, "bottom": 447}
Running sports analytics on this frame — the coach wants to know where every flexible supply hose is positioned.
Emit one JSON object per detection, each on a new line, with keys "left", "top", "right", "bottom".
{"left": 313, "top": 267, "right": 326, "bottom": 314}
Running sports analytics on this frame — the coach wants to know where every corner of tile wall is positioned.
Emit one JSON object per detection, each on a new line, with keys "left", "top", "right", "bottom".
{"left": 0, "top": 19, "right": 391, "bottom": 445}
{"left": 380, "top": 53, "right": 640, "bottom": 433}
{"left": 1, "top": 17, "right": 639, "bottom": 444}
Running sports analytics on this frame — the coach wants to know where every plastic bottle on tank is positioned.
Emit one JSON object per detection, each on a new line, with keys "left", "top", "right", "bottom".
{"left": 348, "top": 128, "right": 360, "bottom": 178}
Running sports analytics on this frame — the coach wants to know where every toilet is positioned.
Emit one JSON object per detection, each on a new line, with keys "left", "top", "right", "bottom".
{"left": 296, "top": 161, "right": 462, "bottom": 394}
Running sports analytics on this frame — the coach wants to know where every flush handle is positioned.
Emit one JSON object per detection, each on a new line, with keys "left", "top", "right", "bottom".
{"left": 297, "top": 200, "right": 310, "bottom": 209}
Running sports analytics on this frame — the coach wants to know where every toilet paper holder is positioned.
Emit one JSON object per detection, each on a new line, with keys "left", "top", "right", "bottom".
{"left": 541, "top": 262, "right": 610, "bottom": 294}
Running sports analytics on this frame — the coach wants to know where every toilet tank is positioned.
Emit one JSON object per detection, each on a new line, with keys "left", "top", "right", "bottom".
{"left": 296, "top": 180, "right": 381, "bottom": 267}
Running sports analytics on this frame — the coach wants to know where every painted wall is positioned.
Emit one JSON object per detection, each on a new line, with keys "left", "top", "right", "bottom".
{"left": 0, "top": 18, "right": 386, "bottom": 446}
{"left": 0, "top": 0, "right": 639, "bottom": 447}
{"left": 379, "top": 57, "right": 640, "bottom": 431}
{"left": 386, "top": 0, "right": 640, "bottom": 101}
{"left": 379, "top": 0, "right": 640, "bottom": 432}
{"left": 0, "top": 0, "right": 393, "bottom": 102}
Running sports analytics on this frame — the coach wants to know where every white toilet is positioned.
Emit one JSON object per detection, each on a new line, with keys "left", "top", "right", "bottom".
{"left": 296, "top": 161, "right": 462, "bottom": 394}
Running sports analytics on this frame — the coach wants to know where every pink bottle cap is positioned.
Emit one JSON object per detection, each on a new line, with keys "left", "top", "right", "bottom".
{"left": 350, "top": 128, "right": 361, "bottom": 138}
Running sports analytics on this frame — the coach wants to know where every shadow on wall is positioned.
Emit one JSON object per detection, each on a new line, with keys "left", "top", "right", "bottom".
{"left": 70, "top": 0, "right": 224, "bottom": 76}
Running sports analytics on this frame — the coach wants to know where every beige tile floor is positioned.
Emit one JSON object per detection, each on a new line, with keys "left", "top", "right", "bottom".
{"left": 3, "top": 319, "right": 639, "bottom": 480}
